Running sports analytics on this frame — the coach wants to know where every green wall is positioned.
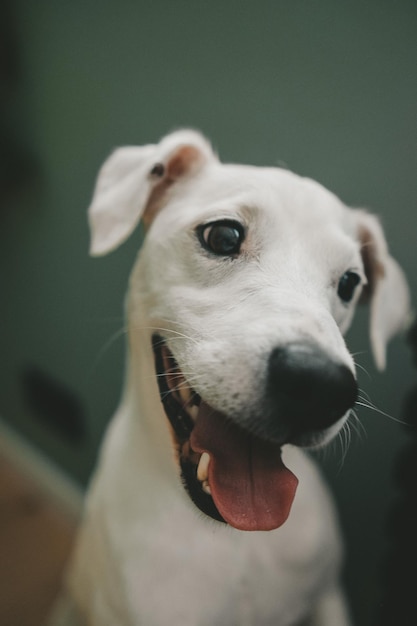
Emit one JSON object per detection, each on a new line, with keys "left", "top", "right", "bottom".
{"left": 1, "top": 2, "right": 416, "bottom": 624}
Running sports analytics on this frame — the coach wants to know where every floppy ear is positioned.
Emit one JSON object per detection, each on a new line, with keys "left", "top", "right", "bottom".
{"left": 88, "top": 129, "right": 216, "bottom": 256}
{"left": 354, "top": 210, "right": 411, "bottom": 370}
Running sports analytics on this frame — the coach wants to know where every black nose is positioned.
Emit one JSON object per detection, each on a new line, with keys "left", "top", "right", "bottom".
{"left": 265, "top": 343, "right": 358, "bottom": 442}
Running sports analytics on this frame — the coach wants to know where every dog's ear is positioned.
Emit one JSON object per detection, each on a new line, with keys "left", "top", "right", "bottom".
{"left": 88, "top": 129, "right": 216, "bottom": 256}
{"left": 354, "top": 210, "right": 411, "bottom": 370}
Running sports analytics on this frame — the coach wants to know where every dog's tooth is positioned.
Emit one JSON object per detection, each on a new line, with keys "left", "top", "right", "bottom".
{"left": 202, "top": 480, "right": 211, "bottom": 495}
{"left": 187, "top": 405, "right": 199, "bottom": 421}
{"left": 197, "top": 452, "right": 210, "bottom": 482}
{"left": 178, "top": 384, "right": 191, "bottom": 405}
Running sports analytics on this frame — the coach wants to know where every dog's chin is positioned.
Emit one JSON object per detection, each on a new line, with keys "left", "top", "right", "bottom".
{"left": 152, "top": 334, "right": 300, "bottom": 532}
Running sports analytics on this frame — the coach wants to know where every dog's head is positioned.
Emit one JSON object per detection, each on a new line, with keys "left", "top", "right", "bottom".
{"left": 88, "top": 130, "right": 410, "bottom": 531}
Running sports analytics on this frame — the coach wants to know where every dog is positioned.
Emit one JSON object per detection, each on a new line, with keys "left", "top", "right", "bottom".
{"left": 53, "top": 130, "right": 410, "bottom": 625}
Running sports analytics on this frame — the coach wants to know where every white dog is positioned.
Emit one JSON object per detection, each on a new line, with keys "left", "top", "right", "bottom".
{"left": 54, "top": 130, "right": 409, "bottom": 626}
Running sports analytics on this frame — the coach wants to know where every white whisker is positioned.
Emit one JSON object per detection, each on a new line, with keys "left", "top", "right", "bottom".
{"left": 355, "top": 398, "right": 407, "bottom": 425}
{"left": 129, "top": 324, "right": 201, "bottom": 346}
{"left": 90, "top": 326, "right": 127, "bottom": 374}
{"left": 349, "top": 410, "right": 367, "bottom": 441}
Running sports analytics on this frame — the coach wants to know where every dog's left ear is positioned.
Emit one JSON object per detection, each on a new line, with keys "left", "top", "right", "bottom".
{"left": 353, "top": 210, "right": 411, "bottom": 370}
{"left": 88, "top": 129, "right": 216, "bottom": 256}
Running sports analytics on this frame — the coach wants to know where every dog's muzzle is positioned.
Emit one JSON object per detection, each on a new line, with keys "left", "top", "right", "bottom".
{"left": 152, "top": 335, "right": 357, "bottom": 532}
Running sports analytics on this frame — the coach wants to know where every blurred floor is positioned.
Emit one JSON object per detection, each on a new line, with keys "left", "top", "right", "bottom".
{"left": 0, "top": 454, "right": 77, "bottom": 626}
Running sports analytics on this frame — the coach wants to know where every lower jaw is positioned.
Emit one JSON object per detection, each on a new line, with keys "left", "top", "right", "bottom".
{"left": 152, "top": 334, "right": 225, "bottom": 523}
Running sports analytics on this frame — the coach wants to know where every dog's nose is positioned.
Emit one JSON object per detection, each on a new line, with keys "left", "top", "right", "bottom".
{"left": 265, "top": 343, "right": 358, "bottom": 441}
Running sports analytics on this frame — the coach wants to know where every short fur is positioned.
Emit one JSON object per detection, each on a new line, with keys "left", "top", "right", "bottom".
{"left": 50, "top": 130, "right": 409, "bottom": 626}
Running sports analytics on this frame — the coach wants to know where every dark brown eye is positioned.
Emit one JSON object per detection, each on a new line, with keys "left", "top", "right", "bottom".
{"left": 338, "top": 271, "right": 361, "bottom": 303}
{"left": 198, "top": 220, "right": 245, "bottom": 256}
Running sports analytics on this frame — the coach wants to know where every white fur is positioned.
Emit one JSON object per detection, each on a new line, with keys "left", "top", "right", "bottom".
{"left": 51, "top": 130, "right": 410, "bottom": 626}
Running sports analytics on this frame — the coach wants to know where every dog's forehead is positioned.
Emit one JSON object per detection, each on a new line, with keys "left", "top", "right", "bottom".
{"left": 154, "top": 162, "right": 352, "bottom": 237}
{"left": 142, "top": 163, "right": 363, "bottom": 300}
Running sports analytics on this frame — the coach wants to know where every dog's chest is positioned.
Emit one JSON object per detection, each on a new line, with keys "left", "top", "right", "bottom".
{"left": 118, "top": 508, "right": 325, "bottom": 626}
{"left": 74, "top": 420, "right": 340, "bottom": 625}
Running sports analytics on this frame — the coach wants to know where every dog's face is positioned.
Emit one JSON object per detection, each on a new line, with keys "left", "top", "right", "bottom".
{"left": 88, "top": 130, "right": 410, "bottom": 531}
{"left": 142, "top": 167, "right": 362, "bottom": 439}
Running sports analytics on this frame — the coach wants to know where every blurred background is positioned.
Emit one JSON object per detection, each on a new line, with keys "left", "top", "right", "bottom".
{"left": 0, "top": 1, "right": 416, "bottom": 625}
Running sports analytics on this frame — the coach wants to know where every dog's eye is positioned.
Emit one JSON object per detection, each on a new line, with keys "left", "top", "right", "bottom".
{"left": 337, "top": 271, "right": 361, "bottom": 303}
{"left": 198, "top": 220, "right": 245, "bottom": 257}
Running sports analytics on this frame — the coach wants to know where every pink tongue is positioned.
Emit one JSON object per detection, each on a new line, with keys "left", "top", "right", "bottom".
{"left": 190, "top": 403, "right": 298, "bottom": 531}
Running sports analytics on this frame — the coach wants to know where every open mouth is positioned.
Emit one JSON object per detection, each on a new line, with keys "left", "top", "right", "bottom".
{"left": 152, "top": 334, "right": 298, "bottom": 532}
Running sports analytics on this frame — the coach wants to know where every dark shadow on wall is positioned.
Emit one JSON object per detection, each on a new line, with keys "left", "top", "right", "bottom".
{"left": 0, "top": 0, "right": 39, "bottom": 202}
{"left": 375, "top": 321, "right": 417, "bottom": 625}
